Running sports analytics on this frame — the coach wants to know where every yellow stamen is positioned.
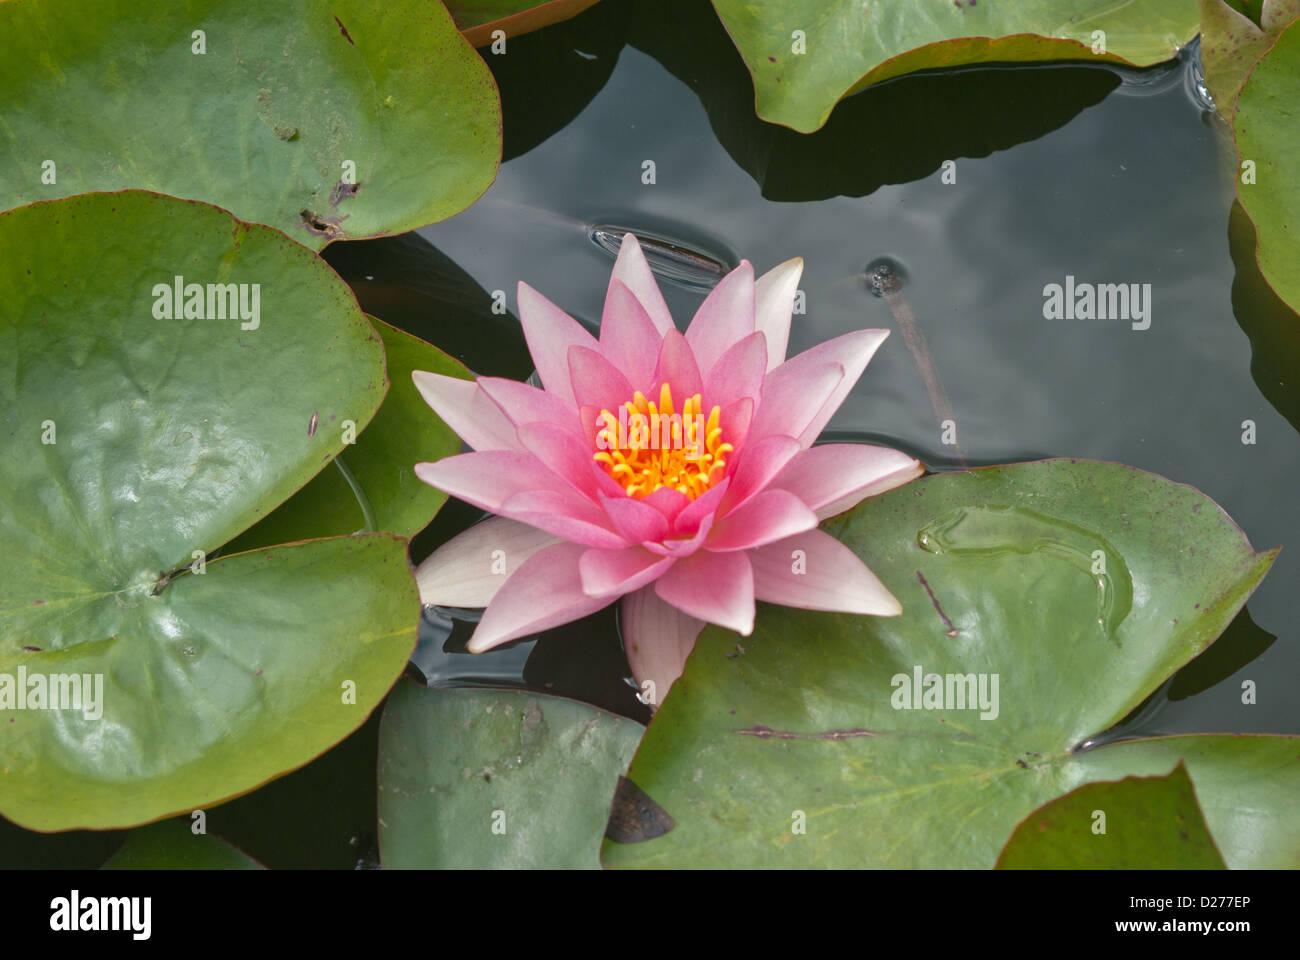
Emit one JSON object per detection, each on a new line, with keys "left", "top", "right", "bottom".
{"left": 592, "top": 383, "right": 729, "bottom": 500}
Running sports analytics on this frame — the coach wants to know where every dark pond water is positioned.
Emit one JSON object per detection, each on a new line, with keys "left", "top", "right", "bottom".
{"left": 5, "top": 0, "right": 1296, "bottom": 867}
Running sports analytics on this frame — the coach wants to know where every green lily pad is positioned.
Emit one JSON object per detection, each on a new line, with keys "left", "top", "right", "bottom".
{"left": 710, "top": 0, "right": 1199, "bottom": 132}
{"left": 1063, "top": 734, "right": 1296, "bottom": 867}
{"left": 377, "top": 684, "right": 643, "bottom": 868}
{"left": 996, "top": 761, "right": 1226, "bottom": 868}
{"left": 1226, "top": 0, "right": 1267, "bottom": 22}
{"left": 226, "top": 316, "right": 469, "bottom": 551}
{"left": 0, "top": 0, "right": 500, "bottom": 250}
{"left": 103, "top": 817, "right": 264, "bottom": 869}
{"left": 452, "top": 0, "right": 603, "bottom": 47}
{"left": 602, "top": 459, "right": 1289, "bottom": 869}
{"left": 1199, "top": 0, "right": 1300, "bottom": 113}
{"left": 1233, "top": 16, "right": 1300, "bottom": 317}
{"left": 0, "top": 191, "right": 418, "bottom": 831}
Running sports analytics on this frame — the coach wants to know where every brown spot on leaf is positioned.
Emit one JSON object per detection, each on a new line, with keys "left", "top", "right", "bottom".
{"left": 334, "top": 16, "right": 354, "bottom": 45}
{"left": 917, "top": 570, "right": 958, "bottom": 637}
{"left": 329, "top": 179, "right": 361, "bottom": 208}
{"left": 736, "top": 725, "right": 875, "bottom": 741}
{"left": 300, "top": 209, "right": 346, "bottom": 239}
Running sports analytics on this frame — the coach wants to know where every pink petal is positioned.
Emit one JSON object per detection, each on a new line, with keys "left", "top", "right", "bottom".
{"left": 778, "top": 329, "right": 891, "bottom": 446}
{"left": 499, "top": 490, "right": 626, "bottom": 550}
{"left": 569, "top": 345, "right": 635, "bottom": 413}
{"left": 468, "top": 542, "right": 617, "bottom": 652}
{"left": 411, "top": 371, "right": 518, "bottom": 452}
{"left": 579, "top": 546, "right": 674, "bottom": 598}
{"left": 685, "top": 260, "right": 755, "bottom": 377}
{"left": 415, "top": 451, "right": 569, "bottom": 514}
{"left": 654, "top": 548, "right": 755, "bottom": 635}
{"left": 717, "top": 433, "right": 801, "bottom": 514}
{"left": 719, "top": 396, "right": 754, "bottom": 454}
{"left": 640, "top": 486, "right": 690, "bottom": 525}
{"left": 516, "top": 422, "right": 602, "bottom": 500}
{"left": 772, "top": 443, "right": 925, "bottom": 519}
{"left": 705, "top": 489, "right": 817, "bottom": 552}
{"left": 746, "top": 361, "right": 843, "bottom": 447}
{"left": 643, "top": 481, "right": 725, "bottom": 558}
{"left": 652, "top": 328, "right": 703, "bottom": 400}
{"left": 620, "top": 586, "right": 706, "bottom": 710}
{"left": 703, "top": 331, "right": 767, "bottom": 411}
{"left": 415, "top": 516, "right": 561, "bottom": 607}
{"left": 644, "top": 510, "right": 715, "bottom": 558}
{"left": 477, "top": 376, "right": 580, "bottom": 434}
{"left": 673, "top": 476, "right": 730, "bottom": 537}
{"left": 608, "top": 234, "right": 675, "bottom": 336}
{"left": 517, "top": 281, "right": 599, "bottom": 406}
{"left": 588, "top": 459, "right": 628, "bottom": 500}
{"left": 749, "top": 529, "right": 902, "bottom": 615}
{"left": 601, "top": 492, "right": 670, "bottom": 544}
{"left": 599, "top": 280, "right": 660, "bottom": 390}
{"left": 578, "top": 404, "right": 604, "bottom": 447}
{"left": 754, "top": 257, "right": 803, "bottom": 371}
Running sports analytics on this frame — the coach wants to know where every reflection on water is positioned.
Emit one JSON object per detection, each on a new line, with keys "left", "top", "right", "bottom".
{"left": 414, "top": 605, "right": 650, "bottom": 722}
{"left": 1229, "top": 201, "right": 1300, "bottom": 434}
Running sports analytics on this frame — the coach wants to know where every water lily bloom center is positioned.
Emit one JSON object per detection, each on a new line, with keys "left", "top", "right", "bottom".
{"left": 592, "top": 382, "right": 731, "bottom": 500}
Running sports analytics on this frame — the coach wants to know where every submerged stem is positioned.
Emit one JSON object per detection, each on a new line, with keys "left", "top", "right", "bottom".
{"left": 880, "top": 285, "right": 968, "bottom": 469}
{"left": 334, "top": 452, "right": 377, "bottom": 534}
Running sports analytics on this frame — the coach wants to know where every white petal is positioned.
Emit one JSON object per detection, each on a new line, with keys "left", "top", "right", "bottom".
{"left": 754, "top": 256, "right": 802, "bottom": 371}
{"left": 415, "top": 516, "right": 562, "bottom": 608}
{"left": 411, "top": 371, "right": 518, "bottom": 452}
{"left": 467, "top": 541, "right": 614, "bottom": 652}
{"left": 749, "top": 528, "right": 902, "bottom": 616}
{"left": 620, "top": 585, "right": 706, "bottom": 711}
{"left": 771, "top": 443, "right": 925, "bottom": 520}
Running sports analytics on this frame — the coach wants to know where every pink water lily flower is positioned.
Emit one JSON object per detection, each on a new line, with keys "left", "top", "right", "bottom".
{"left": 412, "top": 236, "right": 923, "bottom": 705}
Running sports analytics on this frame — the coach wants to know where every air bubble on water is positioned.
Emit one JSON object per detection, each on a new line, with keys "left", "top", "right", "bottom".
{"left": 863, "top": 256, "right": 908, "bottom": 297}
{"left": 1191, "top": 75, "right": 1216, "bottom": 112}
